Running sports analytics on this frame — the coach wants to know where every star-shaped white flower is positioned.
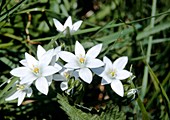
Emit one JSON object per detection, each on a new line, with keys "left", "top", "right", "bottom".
{"left": 53, "top": 67, "right": 79, "bottom": 91}
{"left": 100, "top": 56, "right": 132, "bottom": 97}
{"left": 53, "top": 16, "right": 82, "bottom": 35}
{"left": 5, "top": 82, "right": 32, "bottom": 106}
{"left": 58, "top": 41, "right": 104, "bottom": 84}
{"left": 53, "top": 69, "right": 71, "bottom": 91}
{"left": 10, "top": 46, "right": 62, "bottom": 95}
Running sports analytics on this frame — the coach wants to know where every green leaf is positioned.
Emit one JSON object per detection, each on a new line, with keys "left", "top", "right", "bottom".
{"left": 57, "top": 94, "right": 126, "bottom": 120}
{"left": 57, "top": 94, "right": 100, "bottom": 120}
{"left": 60, "top": 4, "right": 69, "bottom": 16}
{"left": 137, "top": 22, "right": 170, "bottom": 40}
{"left": 63, "top": 0, "right": 70, "bottom": 11}
{"left": 0, "top": 0, "right": 28, "bottom": 22}
{"left": 0, "top": 57, "right": 16, "bottom": 69}
{"left": 0, "top": 42, "right": 13, "bottom": 48}
{"left": 96, "top": 24, "right": 141, "bottom": 45}
{"left": 147, "top": 63, "right": 170, "bottom": 113}
{"left": 0, "top": 77, "right": 18, "bottom": 103}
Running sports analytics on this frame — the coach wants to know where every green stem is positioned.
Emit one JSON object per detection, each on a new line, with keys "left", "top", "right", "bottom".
{"left": 130, "top": 82, "right": 150, "bottom": 120}
{"left": 141, "top": 0, "right": 157, "bottom": 100}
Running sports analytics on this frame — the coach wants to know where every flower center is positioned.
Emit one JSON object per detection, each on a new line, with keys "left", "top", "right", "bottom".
{"left": 110, "top": 71, "right": 115, "bottom": 77}
{"left": 109, "top": 69, "right": 117, "bottom": 78}
{"left": 16, "top": 84, "right": 25, "bottom": 90}
{"left": 79, "top": 57, "right": 85, "bottom": 63}
{"left": 33, "top": 67, "right": 39, "bottom": 74}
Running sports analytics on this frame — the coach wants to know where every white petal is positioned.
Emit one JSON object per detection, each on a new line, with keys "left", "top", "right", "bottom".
{"left": 54, "top": 46, "right": 61, "bottom": 61}
{"left": 100, "top": 72, "right": 113, "bottom": 84}
{"left": 20, "top": 59, "right": 28, "bottom": 67}
{"left": 64, "top": 16, "right": 72, "bottom": 29}
{"left": 111, "top": 80, "right": 124, "bottom": 97}
{"left": 18, "top": 92, "right": 26, "bottom": 106}
{"left": 64, "top": 62, "right": 80, "bottom": 69}
{"left": 39, "top": 49, "right": 54, "bottom": 66}
{"left": 27, "top": 88, "right": 33, "bottom": 97}
{"left": 42, "top": 66, "right": 60, "bottom": 76}
{"left": 20, "top": 73, "right": 37, "bottom": 84}
{"left": 86, "top": 44, "right": 102, "bottom": 59}
{"left": 55, "top": 46, "right": 61, "bottom": 53}
{"left": 72, "top": 20, "right": 83, "bottom": 31}
{"left": 53, "top": 74, "right": 65, "bottom": 81}
{"left": 103, "top": 56, "right": 112, "bottom": 70}
{"left": 60, "top": 82, "right": 68, "bottom": 91}
{"left": 58, "top": 51, "right": 76, "bottom": 63}
{"left": 25, "top": 53, "right": 38, "bottom": 69}
{"left": 37, "top": 45, "right": 46, "bottom": 60}
{"left": 54, "top": 63, "right": 62, "bottom": 70}
{"left": 113, "top": 56, "right": 128, "bottom": 70}
{"left": 46, "top": 75, "right": 53, "bottom": 85}
{"left": 116, "top": 70, "right": 132, "bottom": 80}
{"left": 75, "top": 41, "right": 85, "bottom": 57}
{"left": 53, "top": 18, "right": 64, "bottom": 32}
{"left": 79, "top": 68, "right": 92, "bottom": 84}
{"left": 5, "top": 91, "right": 21, "bottom": 101}
{"left": 55, "top": 55, "right": 59, "bottom": 61}
{"left": 86, "top": 59, "right": 104, "bottom": 68}
{"left": 101, "top": 78, "right": 109, "bottom": 85}
{"left": 10, "top": 67, "right": 30, "bottom": 77}
{"left": 35, "top": 77, "right": 49, "bottom": 95}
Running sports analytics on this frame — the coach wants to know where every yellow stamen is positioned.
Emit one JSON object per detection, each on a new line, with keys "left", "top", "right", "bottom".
{"left": 64, "top": 72, "right": 70, "bottom": 79}
{"left": 33, "top": 67, "right": 39, "bottom": 74}
{"left": 110, "top": 71, "right": 115, "bottom": 77}
{"left": 79, "top": 57, "right": 85, "bottom": 63}
{"left": 16, "top": 84, "right": 25, "bottom": 90}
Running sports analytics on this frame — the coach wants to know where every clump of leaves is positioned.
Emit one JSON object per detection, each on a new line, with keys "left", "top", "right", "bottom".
{"left": 57, "top": 93, "right": 126, "bottom": 120}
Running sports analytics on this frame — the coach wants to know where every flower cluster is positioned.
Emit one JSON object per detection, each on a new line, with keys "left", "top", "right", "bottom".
{"left": 5, "top": 16, "right": 132, "bottom": 106}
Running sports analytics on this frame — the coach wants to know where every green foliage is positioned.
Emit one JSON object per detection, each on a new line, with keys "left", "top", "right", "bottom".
{"left": 57, "top": 94, "right": 126, "bottom": 120}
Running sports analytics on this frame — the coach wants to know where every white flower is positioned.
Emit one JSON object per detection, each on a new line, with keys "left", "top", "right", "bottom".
{"left": 5, "top": 82, "right": 32, "bottom": 106}
{"left": 53, "top": 69, "right": 71, "bottom": 91}
{"left": 53, "top": 16, "right": 82, "bottom": 35}
{"left": 127, "top": 88, "right": 138, "bottom": 100}
{"left": 58, "top": 41, "right": 104, "bottom": 84}
{"left": 53, "top": 67, "right": 79, "bottom": 91}
{"left": 36, "top": 45, "right": 61, "bottom": 62}
{"left": 36, "top": 45, "right": 62, "bottom": 85}
{"left": 100, "top": 56, "right": 132, "bottom": 97}
{"left": 10, "top": 46, "right": 62, "bottom": 95}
